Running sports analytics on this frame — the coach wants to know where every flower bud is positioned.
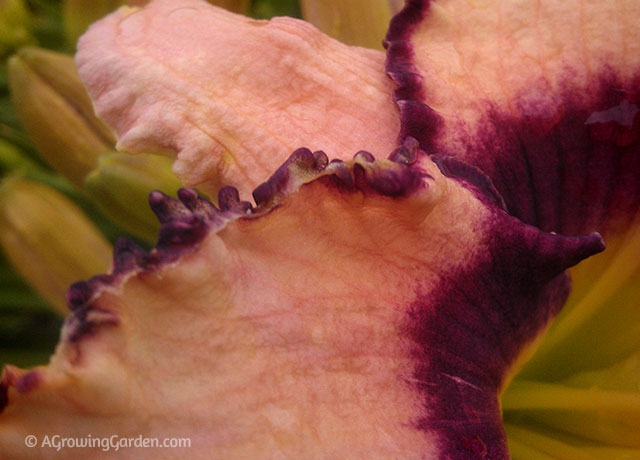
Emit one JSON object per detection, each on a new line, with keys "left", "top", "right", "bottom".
{"left": 63, "top": 0, "right": 125, "bottom": 46}
{"left": 0, "top": 177, "right": 113, "bottom": 313}
{"left": 299, "top": 0, "right": 401, "bottom": 49}
{"left": 250, "top": 0, "right": 299, "bottom": 18}
{"left": 8, "top": 47, "right": 116, "bottom": 187}
{"left": 209, "top": 0, "right": 250, "bottom": 14}
{"left": 0, "top": 138, "right": 36, "bottom": 175}
{"left": 0, "top": 0, "right": 35, "bottom": 57}
{"left": 85, "top": 152, "right": 183, "bottom": 242}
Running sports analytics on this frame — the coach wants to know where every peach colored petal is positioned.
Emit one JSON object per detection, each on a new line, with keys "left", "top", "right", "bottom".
{"left": 76, "top": 0, "right": 399, "bottom": 196}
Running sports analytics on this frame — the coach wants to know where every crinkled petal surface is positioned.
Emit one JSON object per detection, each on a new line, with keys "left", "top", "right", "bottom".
{"left": 2, "top": 0, "right": 639, "bottom": 459}
{"left": 75, "top": 0, "right": 400, "bottom": 196}
{"left": 0, "top": 147, "right": 603, "bottom": 459}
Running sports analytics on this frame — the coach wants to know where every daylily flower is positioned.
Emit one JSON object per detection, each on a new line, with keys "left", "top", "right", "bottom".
{"left": 1, "top": 0, "right": 639, "bottom": 459}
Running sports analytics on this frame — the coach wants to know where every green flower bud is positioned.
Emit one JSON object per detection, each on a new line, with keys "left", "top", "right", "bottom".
{"left": 209, "top": 0, "right": 250, "bottom": 14}
{"left": 0, "top": 0, "right": 35, "bottom": 57}
{"left": 85, "top": 152, "right": 183, "bottom": 243}
{"left": 63, "top": 0, "right": 125, "bottom": 47}
{"left": 0, "top": 138, "right": 36, "bottom": 175}
{"left": 299, "top": 0, "right": 400, "bottom": 49}
{"left": 0, "top": 177, "right": 113, "bottom": 314}
{"left": 8, "top": 47, "right": 116, "bottom": 187}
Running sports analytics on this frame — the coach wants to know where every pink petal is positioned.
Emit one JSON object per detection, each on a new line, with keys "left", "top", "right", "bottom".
{"left": 76, "top": 0, "right": 399, "bottom": 196}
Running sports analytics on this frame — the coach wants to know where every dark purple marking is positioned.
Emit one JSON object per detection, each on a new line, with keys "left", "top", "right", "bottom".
{"left": 252, "top": 181, "right": 275, "bottom": 207}
{"left": 353, "top": 161, "right": 426, "bottom": 197}
{"left": 177, "top": 188, "right": 218, "bottom": 219}
{"left": 385, "top": 0, "right": 640, "bottom": 238}
{"left": 14, "top": 371, "right": 42, "bottom": 394}
{"left": 252, "top": 148, "right": 331, "bottom": 206}
{"left": 404, "top": 210, "right": 604, "bottom": 459}
{"left": 384, "top": 5, "right": 619, "bottom": 444}
{"left": 67, "top": 273, "right": 120, "bottom": 311}
{"left": 354, "top": 150, "right": 375, "bottom": 163}
{"left": 65, "top": 188, "right": 224, "bottom": 315}
{"left": 289, "top": 148, "right": 328, "bottom": 172}
{"left": 64, "top": 305, "right": 119, "bottom": 344}
{"left": 389, "top": 136, "right": 420, "bottom": 165}
{"left": 0, "top": 375, "right": 9, "bottom": 412}
{"left": 384, "top": 0, "right": 429, "bottom": 101}
{"left": 67, "top": 280, "right": 94, "bottom": 311}
{"left": 385, "top": 0, "right": 442, "bottom": 148}
{"left": 327, "top": 159, "right": 355, "bottom": 188}
{"left": 396, "top": 101, "right": 444, "bottom": 156}
{"left": 464, "top": 76, "right": 640, "bottom": 237}
{"left": 149, "top": 189, "right": 224, "bottom": 256}
{"left": 156, "top": 214, "right": 208, "bottom": 252}
{"left": 112, "top": 237, "right": 148, "bottom": 274}
{"left": 218, "top": 186, "right": 252, "bottom": 213}
{"left": 149, "top": 190, "right": 192, "bottom": 223}
{"left": 432, "top": 155, "right": 506, "bottom": 210}
{"left": 300, "top": 143, "right": 428, "bottom": 197}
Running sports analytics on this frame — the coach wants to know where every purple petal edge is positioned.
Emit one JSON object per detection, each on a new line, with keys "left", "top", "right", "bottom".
{"left": 62, "top": 146, "right": 427, "bottom": 346}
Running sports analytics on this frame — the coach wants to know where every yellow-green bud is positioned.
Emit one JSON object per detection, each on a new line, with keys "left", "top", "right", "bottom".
{"left": 0, "top": 138, "right": 36, "bottom": 175}
{"left": 85, "top": 152, "right": 183, "bottom": 243}
{"left": 63, "top": 0, "right": 125, "bottom": 47}
{"left": 208, "top": 0, "right": 250, "bottom": 14}
{"left": 299, "top": 0, "right": 400, "bottom": 49}
{"left": 0, "top": 0, "right": 35, "bottom": 57}
{"left": 8, "top": 47, "right": 116, "bottom": 188}
{"left": 0, "top": 177, "right": 113, "bottom": 314}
